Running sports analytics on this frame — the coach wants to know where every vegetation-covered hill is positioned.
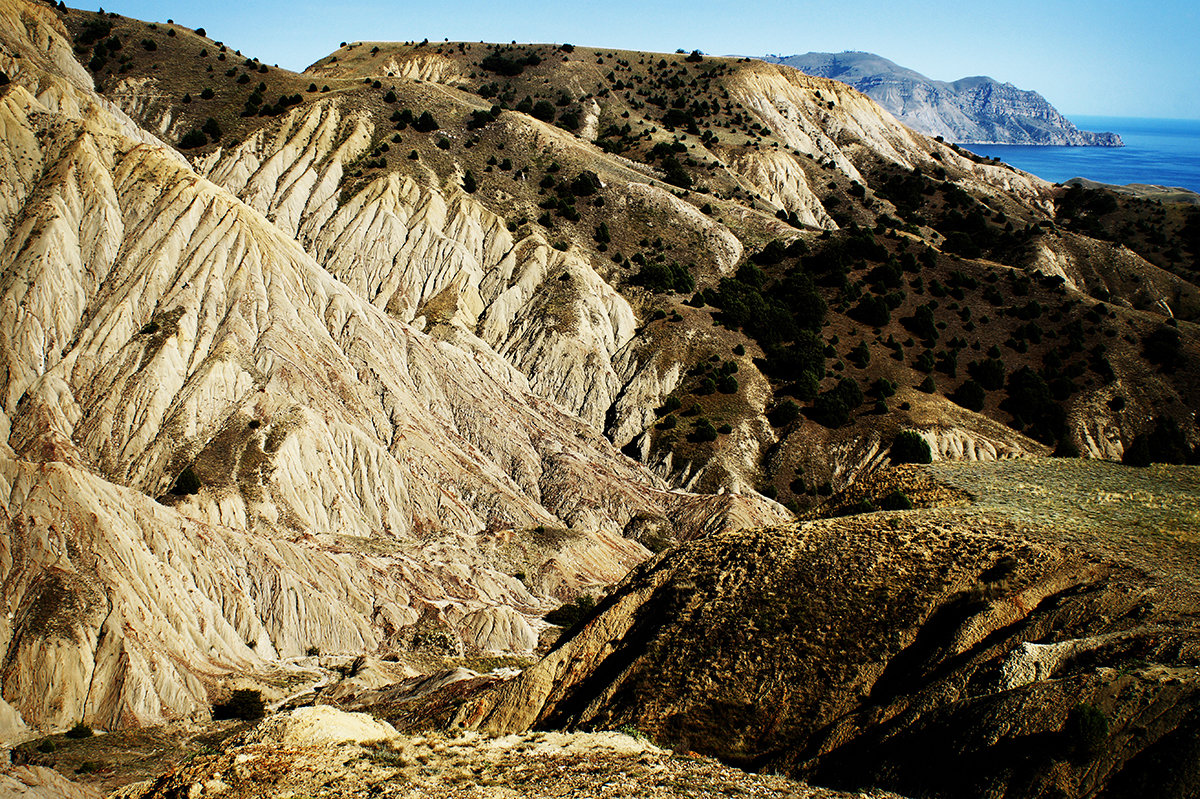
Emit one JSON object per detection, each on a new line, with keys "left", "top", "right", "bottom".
{"left": 63, "top": 9, "right": 1200, "bottom": 513}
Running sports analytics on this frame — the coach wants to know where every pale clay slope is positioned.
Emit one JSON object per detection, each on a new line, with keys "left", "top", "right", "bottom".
{"left": 0, "top": 0, "right": 789, "bottom": 740}
{"left": 190, "top": 96, "right": 726, "bottom": 433}
{"left": 0, "top": 2, "right": 1055, "bottom": 743}
{"left": 0, "top": 764, "right": 101, "bottom": 799}
{"left": 727, "top": 62, "right": 1050, "bottom": 212}
{"left": 110, "top": 47, "right": 1049, "bottom": 461}
{"left": 178, "top": 53, "right": 1046, "bottom": 482}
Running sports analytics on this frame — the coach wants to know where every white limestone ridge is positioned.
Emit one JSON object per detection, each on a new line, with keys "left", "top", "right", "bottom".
{"left": 0, "top": 0, "right": 790, "bottom": 740}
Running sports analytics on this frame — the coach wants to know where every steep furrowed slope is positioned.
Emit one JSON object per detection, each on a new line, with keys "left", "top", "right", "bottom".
{"left": 0, "top": 0, "right": 788, "bottom": 738}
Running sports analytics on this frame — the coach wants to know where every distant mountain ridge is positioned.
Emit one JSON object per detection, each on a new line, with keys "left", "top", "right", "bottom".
{"left": 764, "top": 51, "right": 1123, "bottom": 147}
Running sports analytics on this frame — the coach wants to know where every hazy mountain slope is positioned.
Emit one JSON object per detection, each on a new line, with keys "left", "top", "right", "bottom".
{"left": 0, "top": 0, "right": 790, "bottom": 738}
{"left": 767, "top": 51, "right": 1122, "bottom": 146}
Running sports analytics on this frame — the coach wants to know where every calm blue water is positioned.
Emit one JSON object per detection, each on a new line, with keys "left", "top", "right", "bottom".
{"left": 962, "top": 116, "right": 1200, "bottom": 193}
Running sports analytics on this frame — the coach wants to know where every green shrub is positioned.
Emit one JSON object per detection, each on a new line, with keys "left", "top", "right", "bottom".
{"left": 1064, "top": 703, "right": 1108, "bottom": 760}
{"left": 790, "top": 371, "right": 820, "bottom": 401}
{"left": 571, "top": 171, "right": 601, "bottom": 196}
{"left": 660, "top": 156, "right": 692, "bottom": 189}
{"left": 891, "top": 430, "right": 932, "bottom": 464}
{"left": 212, "top": 689, "right": 265, "bottom": 721}
{"left": 850, "top": 294, "right": 890, "bottom": 327}
{"left": 809, "top": 393, "right": 846, "bottom": 428}
{"left": 66, "top": 723, "right": 93, "bottom": 739}
{"left": 658, "top": 396, "right": 682, "bottom": 415}
{"left": 630, "top": 261, "right": 694, "bottom": 294}
{"left": 1142, "top": 325, "right": 1184, "bottom": 372}
{"left": 461, "top": 170, "right": 477, "bottom": 193}
{"left": 1122, "top": 417, "right": 1198, "bottom": 467}
{"left": 557, "top": 110, "right": 581, "bottom": 130}
{"left": 171, "top": 467, "right": 201, "bottom": 496}
{"left": 968, "top": 357, "right": 1006, "bottom": 391}
{"left": 178, "top": 129, "right": 207, "bottom": 149}
{"left": 879, "top": 490, "right": 913, "bottom": 510}
{"left": 845, "top": 498, "right": 876, "bottom": 515}
{"left": 768, "top": 400, "right": 801, "bottom": 428}
{"left": 1002, "top": 367, "right": 1065, "bottom": 445}
{"left": 480, "top": 49, "right": 541, "bottom": 76}
{"left": 847, "top": 340, "right": 870, "bottom": 369}
{"left": 688, "top": 418, "right": 718, "bottom": 442}
{"left": 544, "top": 595, "right": 595, "bottom": 629}
{"left": 1053, "top": 439, "right": 1081, "bottom": 457}
{"left": 951, "top": 378, "right": 986, "bottom": 411}
{"left": 201, "top": 117, "right": 222, "bottom": 140}
{"left": 412, "top": 111, "right": 439, "bottom": 132}
{"left": 36, "top": 739, "right": 56, "bottom": 753}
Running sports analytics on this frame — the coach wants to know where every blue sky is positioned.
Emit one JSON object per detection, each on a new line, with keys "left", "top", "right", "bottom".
{"left": 97, "top": 0, "right": 1199, "bottom": 119}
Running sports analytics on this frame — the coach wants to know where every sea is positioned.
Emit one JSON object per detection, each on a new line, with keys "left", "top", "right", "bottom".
{"left": 961, "top": 116, "right": 1200, "bottom": 193}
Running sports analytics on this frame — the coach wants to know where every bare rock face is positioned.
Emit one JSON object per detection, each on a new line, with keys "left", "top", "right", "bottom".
{"left": 0, "top": 0, "right": 789, "bottom": 740}
{"left": 458, "top": 462, "right": 1200, "bottom": 799}
{"left": 241, "top": 706, "right": 399, "bottom": 747}
{"left": 192, "top": 97, "right": 641, "bottom": 431}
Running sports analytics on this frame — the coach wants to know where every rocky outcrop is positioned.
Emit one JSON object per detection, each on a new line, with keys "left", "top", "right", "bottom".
{"left": 767, "top": 52, "right": 1122, "bottom": 146}
{"left": 458, "top": 470, "right": 1200, "bottom": 798}
{"left": 727, "top": 150, "right": 836, "bottom": 229}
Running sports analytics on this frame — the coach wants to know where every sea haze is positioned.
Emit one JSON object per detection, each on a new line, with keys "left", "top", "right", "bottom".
{"left": 962, "top": 116, "right": 1200, "bottom": 192}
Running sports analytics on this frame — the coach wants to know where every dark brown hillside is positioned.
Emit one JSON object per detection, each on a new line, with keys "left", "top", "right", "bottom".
{"left": 1056, "top": 181, "right": 1200, "bottom": 288}
{"left": 460, "top": 460, "right": 1200, "bottom": 799}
